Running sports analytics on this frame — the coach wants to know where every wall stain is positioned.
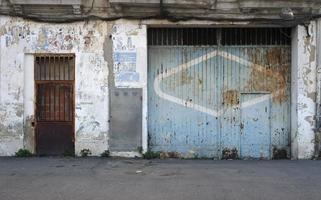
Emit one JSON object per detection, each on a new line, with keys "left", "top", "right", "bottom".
{"left": 304, "top": 36, "right": 316, "bottom": 62}
{"left": 0, "top": 26, "right": 7, "bottom": 36}
{"left": 180, "top": 69, "right": 193, "bottom": 85}
{"left": 84, "top": 30, "right": 94, "bottom": 48}
{"left": 307, "top": 91, "right": 316, "bottom": 101}
{"left": 37, "top": 28, "right": 48, "bottom": 49}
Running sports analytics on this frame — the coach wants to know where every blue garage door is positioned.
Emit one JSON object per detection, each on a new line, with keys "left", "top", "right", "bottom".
{"left": 147, "top": 28, "right": 291, "bottom": 159}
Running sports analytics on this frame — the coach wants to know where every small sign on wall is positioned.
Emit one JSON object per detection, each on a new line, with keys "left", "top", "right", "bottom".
{"left": 112, "top": 25, "right": 142, "bottom": 85}
{"left": 114, "top": 51, "right": 139, "bottom": 82}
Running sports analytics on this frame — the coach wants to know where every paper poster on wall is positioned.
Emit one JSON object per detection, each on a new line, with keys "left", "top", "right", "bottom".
{"left": 113, "top": 35, "right": 140, "bottom": 83}
{"left": 114, "top": 51, "right": 139, "bottom": 82}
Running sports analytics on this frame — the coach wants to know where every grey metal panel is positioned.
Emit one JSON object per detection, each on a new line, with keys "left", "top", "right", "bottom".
{"left": 109, "top": 88, "right": 142, "bottom": 151}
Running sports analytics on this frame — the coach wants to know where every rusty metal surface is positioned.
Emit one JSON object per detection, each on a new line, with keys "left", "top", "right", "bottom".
{"left": 35, "top": 55, "right": 75, "bottom": 156}
{"left": 36, "top": 83, "right": 73, "bottom": 122}
{"left": 36, "top": 122, "right": 74, "bottom": 155}
{"left": 148, "top": 30, "right": 290, "bottom": 158}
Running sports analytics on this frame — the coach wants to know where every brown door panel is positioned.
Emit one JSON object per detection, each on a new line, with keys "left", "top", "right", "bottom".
{"left": 36, "top": 122, "right": 74, "bottom": 155}
{"left": 35, "top": 54, "right": 75, "bottom": 156}
{"left": 35, "top": 83, "right": 74, "bottom": 156}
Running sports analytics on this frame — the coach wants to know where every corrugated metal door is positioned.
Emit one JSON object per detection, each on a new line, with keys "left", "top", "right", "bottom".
{"left": 148, "top": 28, "right": 291, "bottom": 159}
{"left": 35, "top": 54, "right": 75, "bottom": 156}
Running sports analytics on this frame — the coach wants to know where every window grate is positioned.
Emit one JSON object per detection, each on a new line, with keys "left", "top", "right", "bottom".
{"left": 34, "top": 54, "right": 75, "bottom": 81}
{"left": 148, "top": 28, "right": 291, "bottom": 46}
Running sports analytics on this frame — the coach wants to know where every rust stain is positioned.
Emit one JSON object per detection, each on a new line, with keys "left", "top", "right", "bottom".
{"left": 180, "top": 69, "right": 193, "bottom": 85}
{"left": 165, "top": 69, "right": 193, "bottom": 91}
{"left": 247, "top": 48, "right": 289, "bottom": 103}
{"left": 223, "top": 90, "right": 239, "bottom": 106}
{"left": 266, "top": 48, "right": 281, "bottom": 65}
{"left": 160, "top": 151, "right": 182, "bottom": 159}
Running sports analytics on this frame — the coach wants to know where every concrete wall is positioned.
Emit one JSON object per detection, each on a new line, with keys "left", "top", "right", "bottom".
{"left": 291, "top": 22, "right": 317, "bottom": 159}
{"left": 0, "top": 17, "right": 148, "bottom": 156}
{"left": 0, "top": 16, "right": 109, "bottom": 156}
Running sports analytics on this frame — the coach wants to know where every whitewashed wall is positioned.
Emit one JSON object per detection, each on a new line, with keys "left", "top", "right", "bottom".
{"left": 0, "top": 17, "right": 109, "bottom": 156}
{"left": 291, "top": 22, "right": 317, "bottom": 159}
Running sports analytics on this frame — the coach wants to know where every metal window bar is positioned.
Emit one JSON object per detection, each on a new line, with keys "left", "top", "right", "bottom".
{"left": 148, "top": 28, "right": 291, "bottom": 46}
{"left": 35, "top": 54, "right": 75, "bottom": 81}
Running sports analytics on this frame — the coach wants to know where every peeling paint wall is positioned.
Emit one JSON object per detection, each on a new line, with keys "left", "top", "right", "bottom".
{"left": 0, "top": 17, "right": 147, "bottom": 156}
{"left": 291, "top": 22, "right": 317, "bottom": 159}
{"left": 0, "top": 16, "right": 109, "bottom": 156}
{"left": 112, "top": 22, "right": 147, "bottom": 88}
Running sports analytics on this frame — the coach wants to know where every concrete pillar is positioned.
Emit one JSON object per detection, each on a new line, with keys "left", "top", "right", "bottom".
{"left": 315, "top": 18, "right": 321, "bottom": 157}
{"left": 23, "top": 54, "right": 35, "bottom": 153}
{"left": 291, "top": 22, "right": 317, "bottom": 159}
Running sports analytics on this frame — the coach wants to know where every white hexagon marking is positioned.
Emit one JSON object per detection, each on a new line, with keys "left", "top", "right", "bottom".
{"left": 153, "top": 50, "right": 280, "bottom": 117}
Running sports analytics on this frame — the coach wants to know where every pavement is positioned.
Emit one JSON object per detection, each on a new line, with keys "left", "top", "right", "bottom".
{"left": 0, "top": 157, "right": 321, "bottom": 200}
